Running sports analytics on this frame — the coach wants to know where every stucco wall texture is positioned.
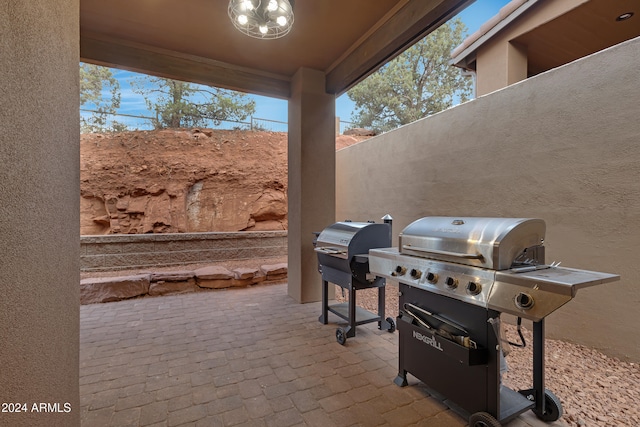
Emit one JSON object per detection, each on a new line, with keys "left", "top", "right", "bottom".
{"left": 0, "top": 1, "right": 80, "bottom": 426}
{"left": 336, "top": 36, "right": 640, "bottom": 362}
{"left": 288, "top": 68, "right": 336, "bottom": 303}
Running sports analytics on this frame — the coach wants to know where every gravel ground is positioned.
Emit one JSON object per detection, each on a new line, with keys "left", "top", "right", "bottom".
{"left": 335, "top": 282, "right": 640, "bottom": 427}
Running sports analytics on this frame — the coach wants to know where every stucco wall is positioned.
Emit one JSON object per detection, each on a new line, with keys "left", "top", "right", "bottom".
{"left": 336, "top": 36, "right": 640, "bottom": 361}
{"left": 0, "top": 1, "right": 80, "bottom": 425}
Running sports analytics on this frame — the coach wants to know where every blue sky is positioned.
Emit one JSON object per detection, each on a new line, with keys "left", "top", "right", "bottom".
{"left": 104, "top": 0, "right": 511, "bottom": 128}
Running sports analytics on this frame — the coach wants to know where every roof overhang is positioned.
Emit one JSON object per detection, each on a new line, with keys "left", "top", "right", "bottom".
{"left": 450, "top": 0, "right": 540, "bottom": 70}
{"left": 80, "top": 0, "right": 475, "bottom": 99}
{"left": 451, "top": 0, "right": 640, "bottom": 75}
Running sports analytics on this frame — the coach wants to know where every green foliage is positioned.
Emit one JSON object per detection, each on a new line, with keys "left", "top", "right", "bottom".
{"left": 347, "top": 18, "right": 472, "bottom": 133}
{"left": 79, "top": 63, "right": 126, "bottom": 133}
{"left": 132, "top": 77, "right": 256, "bottom": 129}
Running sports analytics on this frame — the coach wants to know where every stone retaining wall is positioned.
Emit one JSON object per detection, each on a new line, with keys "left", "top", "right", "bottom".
{"left": 80, "top": 263, "right": 288, "bottom": 304}
{"left": 80, "top": 231, "right": 287, "bottom": 272}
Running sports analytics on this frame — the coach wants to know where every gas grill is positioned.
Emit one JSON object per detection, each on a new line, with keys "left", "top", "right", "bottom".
{"left": 315, "top": 217, "right": 395, "bottom": 344}
{"left": 368, "top": 216, "right": 619, "bottom": 426}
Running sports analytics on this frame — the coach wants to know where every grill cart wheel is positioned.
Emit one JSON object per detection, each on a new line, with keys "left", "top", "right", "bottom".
{"left": 537, "top": 389, "right": 563, "bottom": 422}
{"left": 386, "top": 317, "right": 396, "bottom": 333}
{"left": 336, "top": 327, "right": 347, "bottom": 345}
{"left": 469, "top": 412, "right": 501, "bottom": 427}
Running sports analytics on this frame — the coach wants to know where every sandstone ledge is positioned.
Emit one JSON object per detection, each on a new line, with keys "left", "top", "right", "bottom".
{"left": 80, "top": 263, "right": 287, "bottom": 304}
{"left": 80, "top": 274, "right": 151, "bottom": 304}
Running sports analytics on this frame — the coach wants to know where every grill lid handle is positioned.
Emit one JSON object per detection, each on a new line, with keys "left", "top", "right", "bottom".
{"left": 315, "top": 247, "right": 346, "bottom": 255}
{"left": 402, "top": 245, "right": 485, "bottom": 261}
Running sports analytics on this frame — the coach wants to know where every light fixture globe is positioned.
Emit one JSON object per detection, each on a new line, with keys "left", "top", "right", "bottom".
{"left": 228, "top": 0, "right": 294, "bottom": 39}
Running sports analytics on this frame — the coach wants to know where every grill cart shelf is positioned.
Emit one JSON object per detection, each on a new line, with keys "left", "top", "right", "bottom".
{"left": 314, "top": 217, "right": 395, "bottom": 345}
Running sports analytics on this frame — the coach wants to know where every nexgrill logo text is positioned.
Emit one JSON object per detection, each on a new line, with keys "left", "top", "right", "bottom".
{"left": 412, "top": 330, "right": 443, "bottom": 351}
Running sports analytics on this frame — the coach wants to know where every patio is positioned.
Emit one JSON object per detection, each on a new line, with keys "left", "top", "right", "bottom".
{"left": 79, "top": 283, "right": 566, "bottom": 426}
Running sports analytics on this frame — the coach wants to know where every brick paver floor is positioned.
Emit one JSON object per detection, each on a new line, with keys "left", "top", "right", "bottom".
{"left": 80, "top": 283, "right": 567, "bottom": 427}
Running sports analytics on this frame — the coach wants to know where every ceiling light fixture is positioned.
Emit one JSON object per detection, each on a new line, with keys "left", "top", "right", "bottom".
{"left": 616, "top": 12, "right": 634, "bottom": 21}
{"left": 228, "top": 0, "right": 294, "bottom": 39}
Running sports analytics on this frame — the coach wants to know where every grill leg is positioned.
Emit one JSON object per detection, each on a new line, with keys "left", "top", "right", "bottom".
{"left": 377, "top": 283, "right": 394, "bottom": 332}
{"left": 518, "top": 319, "right": 547, "bottom": 416}
{"left": 378, "top": 285, "right": 385, "bottom": 322}
{"left": 394, "top": 328, "right": 408, "bottom": 387}
{"left": 394, "top": 310, "right": 408, "bottom": 387}
{"left": 531, "top": 319, "right": 546, "bottom": 417}
{"left": 318, "top": 279, "right": 329, "bottom": 324}
{"left": 346, "top": 284, "right": 356, "bottom": 338}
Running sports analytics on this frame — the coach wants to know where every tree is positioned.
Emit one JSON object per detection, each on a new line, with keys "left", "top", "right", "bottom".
{"left": 347, "top": 18, "right": 472, "bottom": 133}
{"left": 131, "top": 77, "right": 256, "bottom": 129}
{"left": 79, "top": 63, "right": 127, "bottom": 133}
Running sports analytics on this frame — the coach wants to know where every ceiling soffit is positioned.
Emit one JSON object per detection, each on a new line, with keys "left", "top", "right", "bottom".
{"left": 80, "top": 0, "right": 474, "bottom": 99}
{"left": 514, "top": 0, "right": 640, "bottom": 76}
{"left": 451, "top": 0, "right": 640, "bottom": 77}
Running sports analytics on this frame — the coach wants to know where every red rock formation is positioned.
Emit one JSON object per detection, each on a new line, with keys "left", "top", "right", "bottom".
{"left": 81, "top": 129, "right": 369, "bottom": 234}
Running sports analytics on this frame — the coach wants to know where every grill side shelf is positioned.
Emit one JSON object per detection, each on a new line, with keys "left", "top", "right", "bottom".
{"left": 398, "top": 313, "right": 487, "bottom": 366}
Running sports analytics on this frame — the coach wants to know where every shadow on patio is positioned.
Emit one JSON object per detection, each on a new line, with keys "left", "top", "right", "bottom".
{"left": 80, "top": 283, "right": 566, "bottom": 427}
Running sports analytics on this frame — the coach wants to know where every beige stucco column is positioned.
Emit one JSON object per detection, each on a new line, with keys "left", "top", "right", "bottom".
{"left": 477, "top": 40, "right": 528, "bottom": 96}
{"left": 507, "top": 41, "right": 528, "bottom": 85}
{"left": 0, "top": 1, "right": 80, "bottom": 426}
{"left": 287, "top": 68, "right": 336, "bottom": 303}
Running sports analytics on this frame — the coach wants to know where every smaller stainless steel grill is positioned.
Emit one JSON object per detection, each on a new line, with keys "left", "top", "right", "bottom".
{"left": 368, "top": 216, "right": 620, "bottom": 426}
{"left": 315, "top": 217, "right": 395, "bottom": 344}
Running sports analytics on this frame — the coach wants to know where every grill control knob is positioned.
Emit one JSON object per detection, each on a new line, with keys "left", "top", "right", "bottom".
{"left": 466, "top": 281, "right": 482, "bottom": 295}
{"left": 410, "top": 268, "right": 422, "bottom": 279}
{"left": 445, "top": 277, "right": 458, "bottom": 289}
{"left": 515, "top": 292, "right": 535, "bottom": 310}
{"left": 392, "top": 265, "right": 407, "bottom": 276}
{"left": 426, "top": 272, "right": 438, "bottom": 284}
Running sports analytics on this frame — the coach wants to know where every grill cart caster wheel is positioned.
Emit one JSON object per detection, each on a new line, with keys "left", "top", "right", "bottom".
{"left": 386, "top": 317, "right": 396, "bottom": 333}
{"left": 336, "top": 327, "right": 347, "bottom": 345}
{"left": 469, "top": 412, "right": 501, "bottom": 427}
{"left": 536, "top": 389, "right": 563, "bottom": 422}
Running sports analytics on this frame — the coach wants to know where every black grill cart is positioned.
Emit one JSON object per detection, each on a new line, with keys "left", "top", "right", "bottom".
{"left": 314, "top": 217, "right": 395, "bottom": 344}
{"left": 368, "top": 216, "right": 620, "bottom": 426}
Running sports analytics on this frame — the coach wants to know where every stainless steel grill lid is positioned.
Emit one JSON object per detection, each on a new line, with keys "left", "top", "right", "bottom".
{"left": 399, "top": 217, "right": 545, "bottom": 270}
{"left": 368, "top": 216, "right": 619, "bottom": 321}
{"left": 315, "top": 221, "right": 391, "bottom": 260}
